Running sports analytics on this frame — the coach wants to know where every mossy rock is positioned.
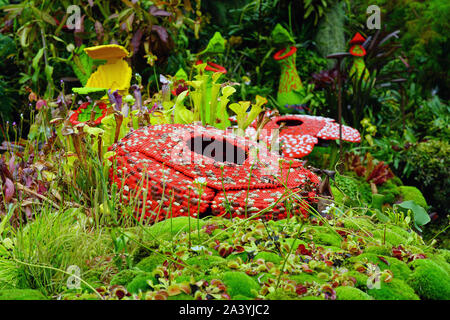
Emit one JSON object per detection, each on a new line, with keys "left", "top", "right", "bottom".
{"left": 398, "top": 186, "right": 428, "bottom": 208}
{"left": 335, "top": 286, "right": 373, "bottom": 300}
{"left": 135, "top": 254, "right": 167, "bottom": 273}
{"left": 186, "top": 255, "right": 227, "bottom": 269}
{"left": 145, "top": 217, "right": 207, "bottom": 241}
{"left": 367, "top": 278, "right": 419, "bottom": 300}
{"left": 221, "top": 272, "right": 259, "bottom": 298}
{"left": 407, "top": 259, "right": 450, "bottom": 300}
{"left": 110, "top": 269, "right": 143, "bottom": 286}
{"left": 126, "top": 272, "right": 158, "bottom": 294}
{"left": 254, "top": 251, "right": 283, "bottom": 264}
{"left": 0, "top": 289, "right": 47, "bottom": 300}
{"left": 349, "top": 253, "right": 411, "bottom": 280}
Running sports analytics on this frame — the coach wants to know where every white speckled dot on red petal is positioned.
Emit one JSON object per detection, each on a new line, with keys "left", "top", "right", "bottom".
{"left": 317, "top": 122, "right": 361, "bottom": 142}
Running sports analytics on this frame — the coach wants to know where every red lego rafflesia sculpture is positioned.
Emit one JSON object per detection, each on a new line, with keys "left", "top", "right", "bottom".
{"left": 109, "top": 124, "right": 320, "bottom": 223}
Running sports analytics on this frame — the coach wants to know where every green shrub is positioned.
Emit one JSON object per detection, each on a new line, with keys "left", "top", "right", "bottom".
{"left": 406, "top": 139, "right": 449, "bottom": 213}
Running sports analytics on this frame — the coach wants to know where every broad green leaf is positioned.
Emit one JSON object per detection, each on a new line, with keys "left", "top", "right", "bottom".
{"left": 397, "top": 200, "right": 430, "bottom": 228}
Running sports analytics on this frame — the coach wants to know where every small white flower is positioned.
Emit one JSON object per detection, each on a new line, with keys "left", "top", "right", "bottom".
{"left": 321, "top": 203, "right": 336, "bottom": 214}
{"left": 193, "top": 177, "right": 207, "bottom": 185}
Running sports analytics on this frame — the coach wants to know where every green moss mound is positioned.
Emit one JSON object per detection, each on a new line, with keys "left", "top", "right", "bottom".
{"left": 289, "top": 273, "right": 326, "bottom": 285}
{"left": 221, "top": 272, "right": 259, "bottom": 298}
{"left": 145, "top": 217, "right": 207, "bottom": 241}
{"left": 341, "top": 217, "right": 375, "bottom": 232}
{"left": 407, "top": 259, "right": 450, "bottom": 300}
{"left": 110, "top": 269, "right": 142, "bottom": 286}
{"left": 309, "top": 226, "right": 342, "bottom": 247}
{"left": 232, "top": 294, "right": 253, "bottom": 300}
{"left": 254, "top": 252, "right": 283, "bottom": 264}
{"left": 367, "top": 278, "right": 419, "bottom": 300}
{"left": 349, "top": 253, "right": 411, "bottom": 280}
{"left": 0, "top": 289, "right": 47, "bottom": 300}
{"left": 126, "top": 273, "right": 157, "bottom": 294}
{"left": 265, "top": 288, "right": 297, "bottom": 300}
{"left": 335, "top": 286, "right": 373, "bottom": 300}
{"left": 346, "top": 271, "right": 369, "bottom": 289}
{"left": 186, "top": 255, "right": 226, "bottom": 269}
{"left": 135, "top": 254, "right": 167, "bottom": 272}
{"left": 365, "top": 244, "right": 392, "bottom": 256}
{"left": 372, "top": 228, "right": 409, "bottom": 247}
{"left": 398, "top": 187, "right": 428, "bottom": 208}
{"left": 377, "top": 180, "right": 401, "bottom": 205}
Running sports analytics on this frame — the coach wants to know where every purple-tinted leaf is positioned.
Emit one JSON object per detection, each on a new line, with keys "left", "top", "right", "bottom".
{"left": 95, "top": 21, "right": 104, "bottom": 42}
{"left": 108, "top": 89, "right": 123, "bottom": 111}
{"left": 25, "top": 206, "right": 32, "bottom": 219}
{"left": 131, "top": 85, "right": 142, "bottom": 111}
{"left": 131, "top": 29, "right": 143, "bottom": 55}
{"left": 8, "top": 155, "right": 15, "bottom": 175}
{"left": 122, "top": 103, "right": 129, "bottom": 117}
{"left": 37, "top": 182, "right": 47, "bottom": 195}
{"left": 152, "top": 25, "right": 169, "bottom": 43}
{"left": 4, "top": 178, "right": 14, "bottom": 202}
{"left": 149, "top": 5, "right": 172, "bottom": 17}
{"left": 113, "top": 90, "right": 123, "bottom": 111}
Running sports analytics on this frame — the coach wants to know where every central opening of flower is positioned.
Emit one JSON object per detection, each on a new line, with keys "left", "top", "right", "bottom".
{"left": 276, "top": 119, "right": 304, "bottom": 127}
{"left": 188, "top": 135, "right": 248, "bottom": 165}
